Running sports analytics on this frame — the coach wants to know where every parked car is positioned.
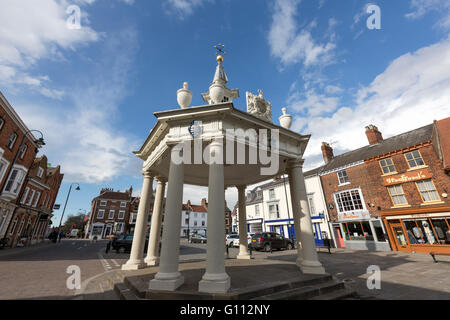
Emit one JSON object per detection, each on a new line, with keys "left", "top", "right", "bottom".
{"left": 112, "top": 234, "right": 151, "bottom": 253}
{"left": 250, "top": 232, "right": 294, "bottom": 252}
{"left": 190, "top": 233, "right": 207, "bottom": 244}
{"left": 225, "top": 234, "right": 240, "bottom": 247}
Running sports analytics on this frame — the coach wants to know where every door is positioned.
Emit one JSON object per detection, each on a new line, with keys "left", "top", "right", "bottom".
{"left": 391, "top": 225, "right": 409, "bottom": 252}
{"left": 334, "top": 226, "right": 345, "bottom": 248}
{"left": 314, "top": 223, "right": 324, "bottom": 247}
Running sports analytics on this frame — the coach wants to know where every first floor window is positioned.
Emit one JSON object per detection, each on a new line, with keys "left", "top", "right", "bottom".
{"left": 20, "top": 145, "right": 28, "bottom": 160}
{"left": 308, "top": 195, "right": 316, "bottom": 216}
{"left": 97, "top": 210, "right": 105, "bottom": 219}
{"left": 108, "top": 210, "right": 115, "bottom": 219}
{"left": 4, "top": 169, "right": 18, "bottom": 192}
{"left": 32, "top": 192, "right": 41, "bottom": 207}
{"left": 269, "top": 204, "right": 280, "bottom": 219}
{"left": 255, "top": 204, "right": 260, "bottom": 216}
{"left": 380, "top": 158, "right": 396, "bottom": 174}
{"left": 335, "top": 190, "right": 364, "bottom": 213}
{"left": 26, "top": 189, "right": 36, "bottom": 206}
{"left": 416, "top": 180, "right": 440, "bottom": 203}
{"left": 21, "top": 187, "right": 30, "bottom": 204}
{"left": 118, "top": 211, "right": 125, "bottom": 220}
{"left": 387, "top": 185, "right": 408, "bottom": 206}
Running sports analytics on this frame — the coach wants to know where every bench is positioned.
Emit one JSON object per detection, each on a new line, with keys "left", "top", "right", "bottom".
{"left": 430, "top": 252, "right": 450, "bottom": 263}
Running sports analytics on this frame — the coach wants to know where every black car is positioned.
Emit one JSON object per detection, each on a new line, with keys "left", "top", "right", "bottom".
{"left": 250, "top": 232, "right": 294, "bottom": 252}
{"left": 111, "top": 234, "right": 150, "bottom": 253}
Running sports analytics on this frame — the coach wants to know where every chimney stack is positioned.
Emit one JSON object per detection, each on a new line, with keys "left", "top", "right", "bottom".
{"left": 365, "top": 125, "right": 383, "bottom": 145}
{"left": 321, "top": 142, "right": 334, "bottom": 164}
{"left": 201, "top": 198, "right": 208, "bottom": 208}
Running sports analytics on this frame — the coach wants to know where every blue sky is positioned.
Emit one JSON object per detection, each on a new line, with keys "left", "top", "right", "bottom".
{"left": 0, "top": 0, "right": 449, "bottom": 225}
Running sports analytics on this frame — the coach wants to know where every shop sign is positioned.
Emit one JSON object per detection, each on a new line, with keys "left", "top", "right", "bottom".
{"left": 386, "top": 212, "right": 450, "bottom": 220}
{"left": 383, "top": 169, "right": 432, "bottom": 186}
{"left": 338, "top": 210, "right": 370, "bottom": 221}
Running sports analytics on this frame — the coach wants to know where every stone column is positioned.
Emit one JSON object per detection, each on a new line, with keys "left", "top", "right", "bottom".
{"left": 150, "top": 145, "right": 185, "bottom": 291}
{"left": 145, "top": 177, "right": 167, "bottom": 266}
{"left": 122, "top": 171, "right": 154, "bottom": 270}
{"left": 199, "top": 140, "right": 230, "bottom": 293}
{"left": 287, "top": 159, "right": 326, "bottom": 275}
{"left": 236, "top": 185, "right": 251, "bottom": 260}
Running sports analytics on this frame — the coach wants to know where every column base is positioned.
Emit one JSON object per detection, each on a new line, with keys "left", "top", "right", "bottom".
{"left": 298, "top": 260, "right": 326, "bottom": 275}
{"left": 236, "top": 253, "right": 253, "bottom": 260}
{"left": 122, "top": 259, "right": 147, "bottom": 271}
{"left": 149, "top": 273, "right": 184, "bottom": 292}
{"left": 144, "top": 256, "right": 159, "bottom": 267}
{"left": 198, "top": 277, "right": 231, "bottom": 294}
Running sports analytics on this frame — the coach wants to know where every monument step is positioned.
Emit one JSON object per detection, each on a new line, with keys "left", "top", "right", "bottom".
{"left": 252, "top": 280, "right": 347, "bottom": 300}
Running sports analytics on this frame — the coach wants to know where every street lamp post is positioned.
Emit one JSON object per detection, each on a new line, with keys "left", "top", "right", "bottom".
{"left": 187, "top": 210, "right": 191, "bottom": 242}
{"left": 56, "top": 183, "right": 80, "bottom": 243}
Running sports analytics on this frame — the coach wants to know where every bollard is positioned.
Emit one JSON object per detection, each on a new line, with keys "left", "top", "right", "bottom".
{"left": 226, "top": 244, "right": 229, "bottom": 259}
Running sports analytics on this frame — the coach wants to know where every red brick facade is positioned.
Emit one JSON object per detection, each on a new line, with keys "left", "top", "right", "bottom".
{"left": 86, "top": 187, "right": 135, "bottom": 239}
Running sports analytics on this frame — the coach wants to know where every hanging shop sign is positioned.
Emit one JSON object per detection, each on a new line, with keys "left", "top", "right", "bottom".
{"left": 382, "top": 169, "right": 432, "bottom": 186}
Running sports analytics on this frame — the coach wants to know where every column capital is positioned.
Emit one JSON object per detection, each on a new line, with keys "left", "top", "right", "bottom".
{"left": 142, "top": 170, "right": 154, "bottom": 179}
{"left": 287, "top": 158, "right": 305, "bottom": 170}
{"left": 236, "top": 185, "right": 247, "bottom": 192}
{"left": 156, "top": 176, "right": 168, "bottom": 184}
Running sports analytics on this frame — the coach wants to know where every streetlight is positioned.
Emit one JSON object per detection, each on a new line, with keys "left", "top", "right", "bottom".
{"left": 0, "top": 130, "right": 45, "bottom": 197}
{"left": 187, "top": 209, "right": 191, "bottom": 243}
{"left": 56, "top": 183, "right": 80, "bottom": 243}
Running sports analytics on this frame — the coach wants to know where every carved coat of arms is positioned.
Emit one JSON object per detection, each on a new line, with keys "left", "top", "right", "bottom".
{"left": 246, "top": 90, "right": 272, "bottom": 123}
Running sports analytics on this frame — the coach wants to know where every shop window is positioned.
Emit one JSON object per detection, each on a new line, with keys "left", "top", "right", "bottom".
{"left": 387, "top": 185, "right": 408, "bottom": 206}
{"left": 404, "top": 219, "right": 422, "bottom": 244}
{"left": 430, "top": 218, "right": 450, "bottom": 245}
{"left": 361, "top": 221, "right": 374, "bottom": 241}
{"left": 404, "top": 150, "right": 425, "bottom": 168}
{"left": 372, "top": 220, "right": 387, "bottom": 242}
{"left": 379, "top": 158, "right": 396, "bottom": 174}
{"left": 416, "top": 180, "right": 440, "bottom": 203}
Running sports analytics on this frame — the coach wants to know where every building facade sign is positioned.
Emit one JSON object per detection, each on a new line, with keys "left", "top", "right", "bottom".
{"left": 338, "top": 210, "right": 371, "bottom": 222}
{"left": 382, "top": 169, "right": 432, "bottom": 186}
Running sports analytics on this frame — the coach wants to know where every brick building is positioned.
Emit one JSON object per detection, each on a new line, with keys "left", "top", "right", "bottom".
{"left": 318, "top": 120, "right": 450, "bottom": 253}
{"left": 85, "top": 187, "right": 135, "bottom": 239}
{"left": 0, "top": 92, "right": 42, "bottom": 243}
{"left": 7, "top": 156, "right": 64, "bottom": 247}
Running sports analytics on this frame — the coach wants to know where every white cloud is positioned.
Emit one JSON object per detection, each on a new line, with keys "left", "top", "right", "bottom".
{"left": 164, "top": 0, "right": 213, "bottom": 19}
{"left": 405, "top": 0, "right": 450, "bottom": 30}
{"left": 268, "top": 0, "right": 336, "bottom": 68}
{"left": 295, "top": 38, "right": 450, "bottom": 170}
{"left": 0, "top": 0, "right": 100, "bottom": 97}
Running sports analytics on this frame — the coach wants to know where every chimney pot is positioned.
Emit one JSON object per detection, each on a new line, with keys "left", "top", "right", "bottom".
{"left": 321, "top": 142, "right": 334, "bottom": 164}
{"left": 365, "top": 125, "right": 384, "bottom": 145}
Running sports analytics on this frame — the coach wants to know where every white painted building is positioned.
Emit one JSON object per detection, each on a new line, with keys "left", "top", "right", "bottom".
{"left": 235, "top": 172, "right": 332, "bottom": 246}
{"left": 180, "top": 199, "right": 208, "bottom": 237}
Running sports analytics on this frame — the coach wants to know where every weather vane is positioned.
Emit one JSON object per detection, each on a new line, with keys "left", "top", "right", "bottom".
{"left": 214, "top": 43, "right": 226, "bottom": 56}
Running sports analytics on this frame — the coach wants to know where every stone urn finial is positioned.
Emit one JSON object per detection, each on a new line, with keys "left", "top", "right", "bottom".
{"left": 177, "top": 82, "right": 193, "bottom": 109}
{"left": 279, "top": 107, "right": 292, "bottom": 129}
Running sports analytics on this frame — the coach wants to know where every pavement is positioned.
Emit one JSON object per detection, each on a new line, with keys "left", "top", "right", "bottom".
{"left": 1, "top": 238, "right": 450, "bottom": 300}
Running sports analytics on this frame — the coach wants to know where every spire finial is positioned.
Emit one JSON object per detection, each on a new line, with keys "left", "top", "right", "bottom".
{"left": 214, "top": 43, "right": 226, "bottom": 63}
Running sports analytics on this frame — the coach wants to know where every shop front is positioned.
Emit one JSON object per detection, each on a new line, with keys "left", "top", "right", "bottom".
{"left": 382, "top": 206, "right": 450, "bottom": 254}
{"left": 332, "top": 211, "right": 391, "bottom": 251}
